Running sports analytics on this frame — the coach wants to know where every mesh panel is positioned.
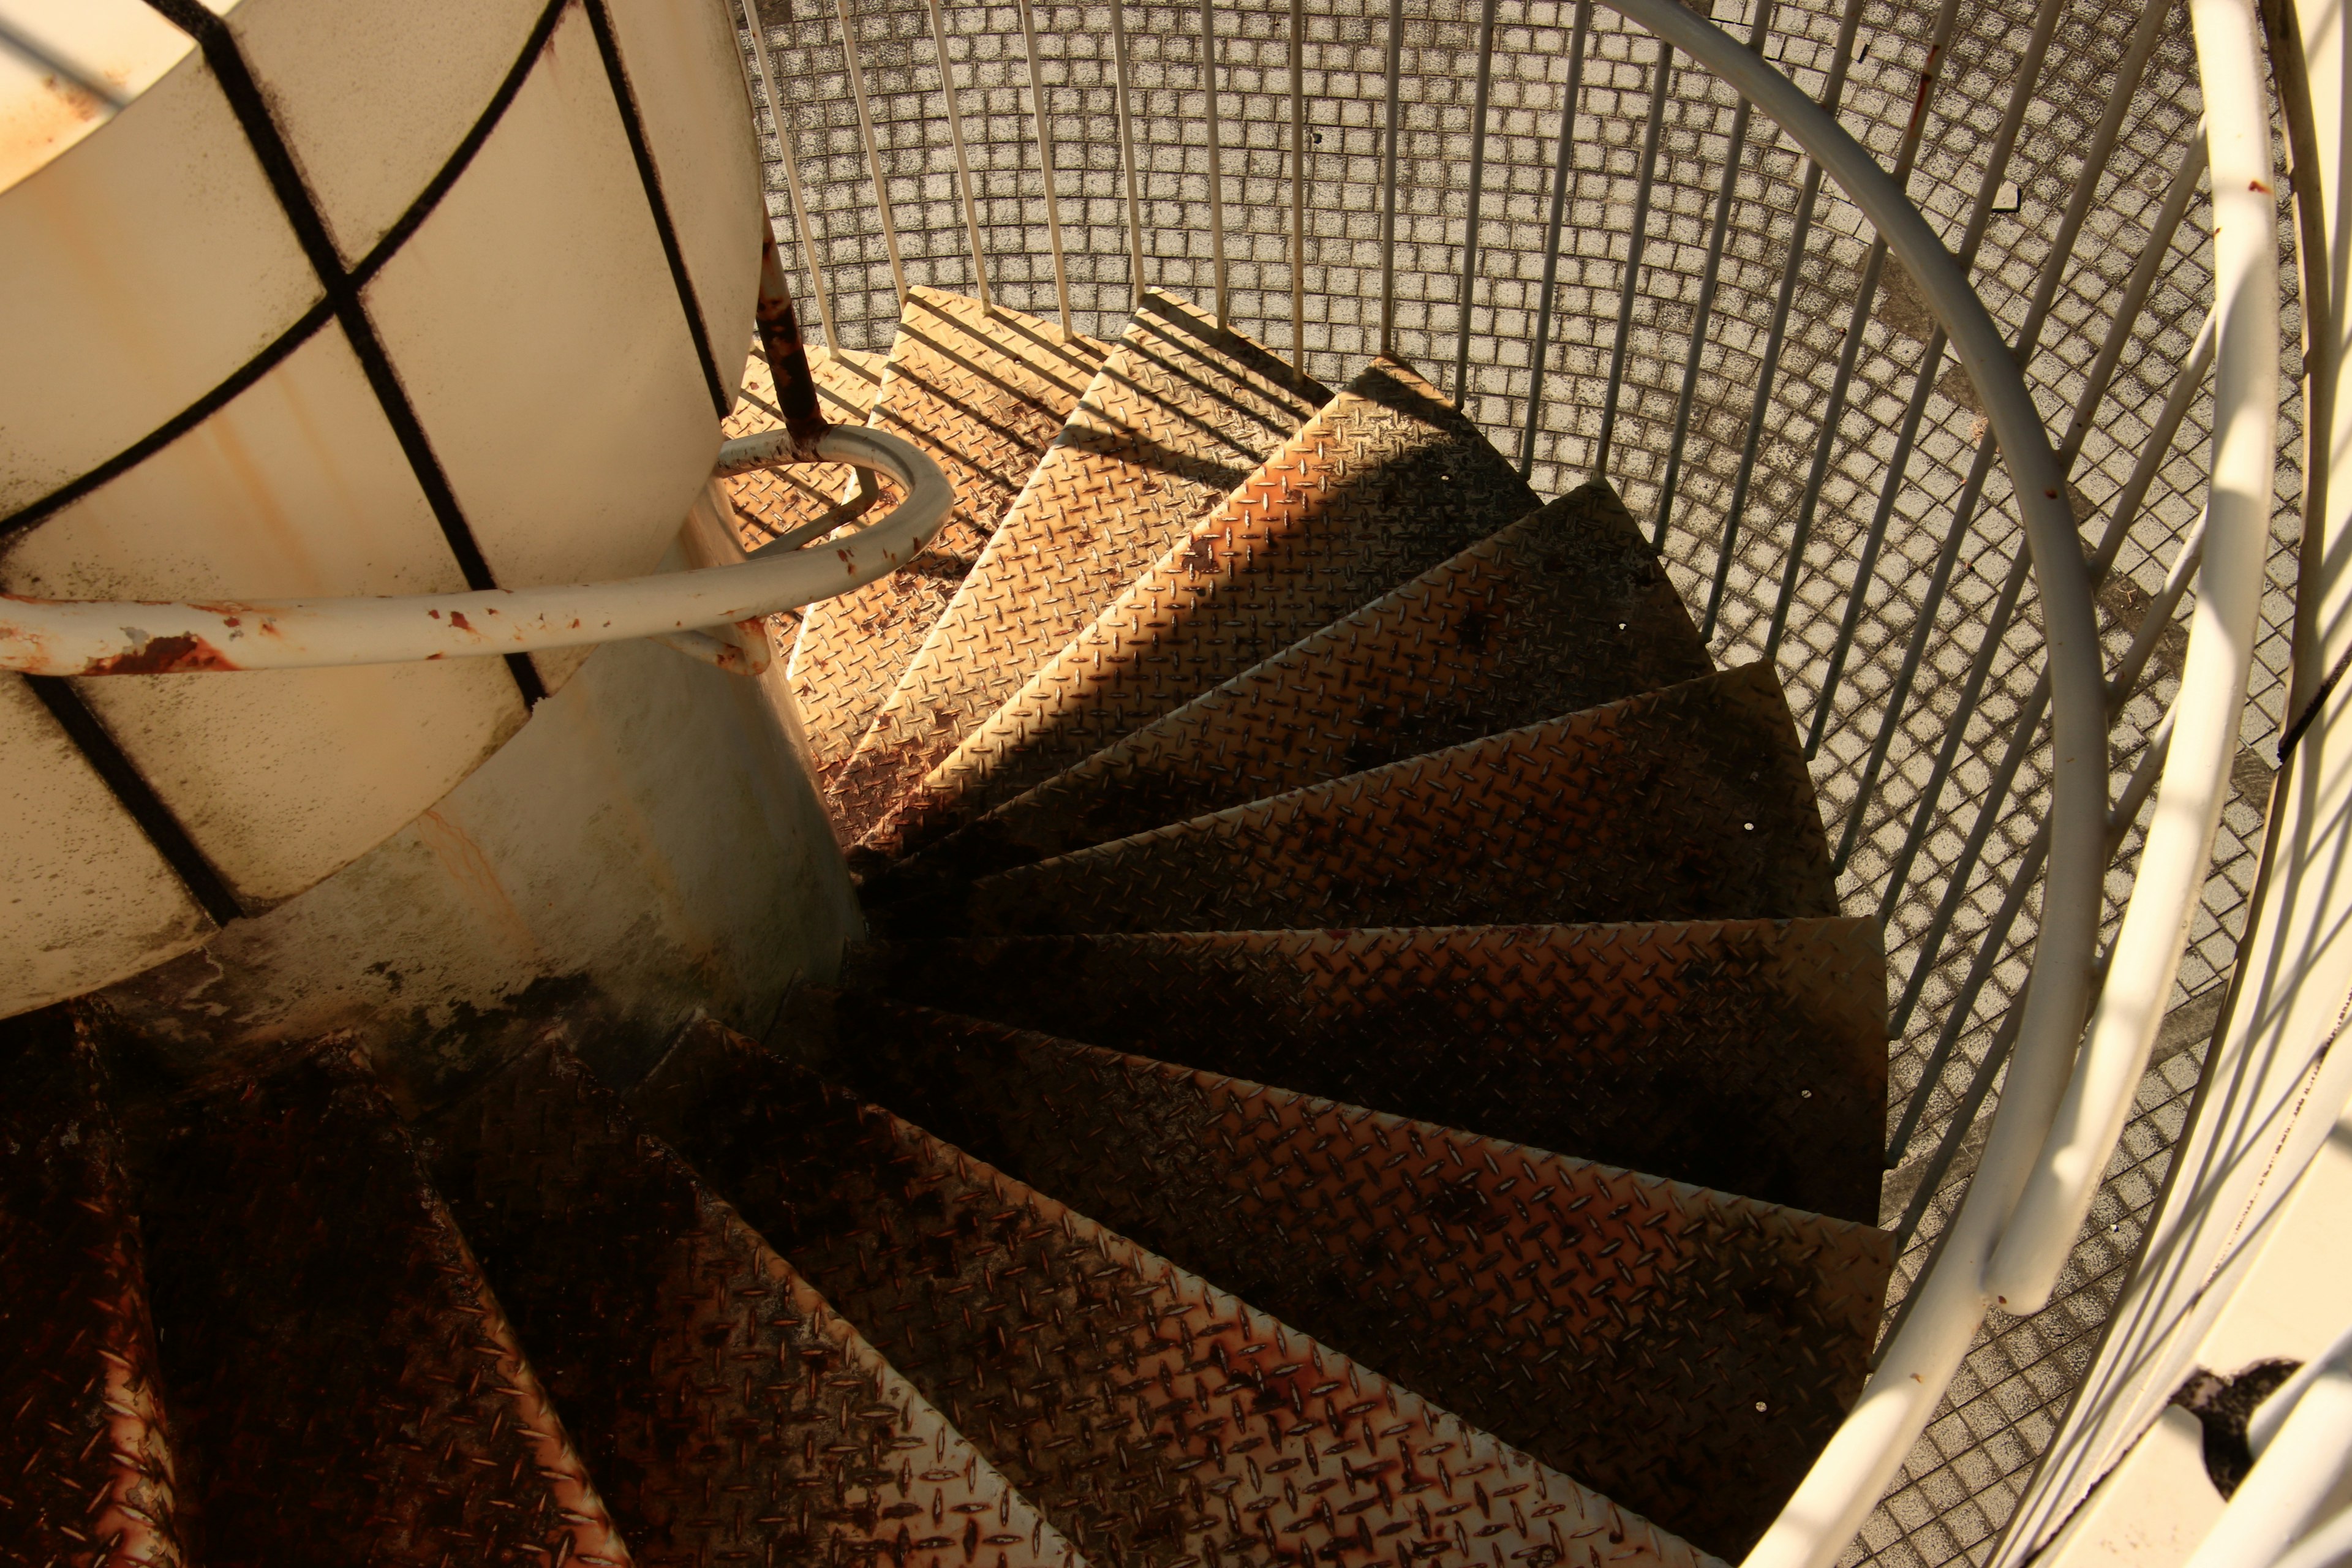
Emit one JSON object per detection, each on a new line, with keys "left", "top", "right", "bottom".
{"left": 731, "top": 1, "right": 2305, "bottom": 1562}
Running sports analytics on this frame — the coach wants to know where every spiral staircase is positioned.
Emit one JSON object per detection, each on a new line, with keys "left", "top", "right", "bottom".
{"left": 4, "top": 287, "right": 1903, "bottom": 1568}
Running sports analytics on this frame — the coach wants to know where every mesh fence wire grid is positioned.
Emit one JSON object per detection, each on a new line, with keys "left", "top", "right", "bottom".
{"left": 733, "top": 0, "right": 2305, "bottom": 1561}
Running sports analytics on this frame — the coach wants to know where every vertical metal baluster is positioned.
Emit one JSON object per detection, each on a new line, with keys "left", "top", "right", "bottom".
{"left": 1661, "top": 0, "right": 1776, "bottom": 575}
{"left": 1378, "top": 0, "right": 1404, "bottom": 353}
{"left": 835, "top": 0, "right": 907, "bottom": 308}
{"left": 1517, "top": 0, "right": 1592, "bottom": 478}
{"left": 1111, "top": 0, "right": 1147, "bottom": 306}
{"left": 1450, "top": 0, "right": 1500, "bottom": 407}
{"left": 1290, "top": 0, "right": 1306, "bottom": 372}
{"left": 1770, "top": 0, "right": 1965, "bottom": 671}
{"left": 1866, "top": 174, "right": 2210, "bottom": 1027}
{"left": 1201, "top": 0, "right": 1229, "bottom": 324}
{"left": 924, "top": 0, "right": 991, "bottom": 307}
{"left": 1016, "top": 0, "right": 1072, "bottom": 335}
{"left": 1593, "top": 37, "right": 1672, "bottom": 476}
{"left": 1850, "top": 58, "right": 2188, "bottom": 905}
{"left": 1803, "top": 0, "right": 2065, "bottom": 757}
{"left": 1823, "top": 0, "right": 2162, "bottom": 874}
{"left": 1746, "top": 0, "right": 1868, "bottom": 657}
{"left": 741, "top": 0, "right": 839, "bottom": 353}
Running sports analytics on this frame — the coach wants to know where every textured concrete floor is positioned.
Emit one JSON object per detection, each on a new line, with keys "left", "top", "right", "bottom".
{"left": 736, "top": 0, "right": 2303, "bottom": 1559}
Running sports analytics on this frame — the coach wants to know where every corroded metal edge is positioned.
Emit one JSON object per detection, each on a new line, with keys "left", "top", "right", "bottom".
{"left": 870, "top": 663, "right": 1837, "bottom": 939}
{"left": 823, "top": 292, "right": 1332, "bottom": 842}
{"left": 859, "top": 477, "right": 1713, "bottom": 900}
{"left": 424, "top": 1030, "right": 1084, "bottom": 1568}
{"left": 852, "top": 356, "right": 1542, "bottom": 867}
{"left": 635, "top": 1017, "right": 1727, "bottom": 1568}
{"left": 834, "top": 919, "right": 1887, "bottom": 1223}
{"left": 790, "top": 288, "right": 1107, "bottom": 785}
{"left": 802, "top": 993, "right": 1890, "bottom": 1559}
{"left": 0, "top": 1007, "right": 185, "bottom": 1568}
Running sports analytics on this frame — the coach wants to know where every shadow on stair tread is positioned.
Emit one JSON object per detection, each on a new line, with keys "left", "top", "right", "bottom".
{"left": 848, "top": 354, "right": 1544, "bottom": 865}
{"left": 823, "top": 291, "right": 1333, "bottom": 845}
{"left": 836, "top": 919, "right": 1886, "bottom": 1223}
{"left": 0, "top": 1006, "right": 184, "bottom": 1568}
{"left": 868, "top": 662, "right": 1836, "bottom": 940}
{"left": 421, "top": 1030, "right": 1078, "bottom": 1568}
{"left": 629, "top": 1017, "right": 1724, "bottom": 1568}
{"left": 791, "top": 287, "right": 1109, "bottom": 782}
{"left": 856, "top": 476, "right": 1713, "bottom": 901}
{"left": 785, "top": 990, "right": 1890, "bottom": 1561}
{"left": 134, "top": 1035, "right": 627, "bottom": 1568}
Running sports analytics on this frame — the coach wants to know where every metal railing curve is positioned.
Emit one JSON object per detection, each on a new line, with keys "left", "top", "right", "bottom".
{"left": 0, "top": 424, "right": 954, "bottom": 680}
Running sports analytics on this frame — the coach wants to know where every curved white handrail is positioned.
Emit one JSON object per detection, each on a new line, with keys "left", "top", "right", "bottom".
{"left": 1583, "top": 2, "right": 2109, "bottom": 1561}
{"left": 0, "top": 425, "right": 950, "bottom": 676}
{"left": 1982, "top": 0, "right": 2278, "bottom": 1313}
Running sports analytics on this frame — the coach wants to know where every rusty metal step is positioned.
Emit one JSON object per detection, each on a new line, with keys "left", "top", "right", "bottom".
{"left": 790, "top": 992, "right": 1890, "bottom": 1561}
{"left": 862, "top": 478, "right": 1711, "bottom": 899}
{"left": 790, "top": 288, "right": 1108, "bottom": 785}
{"left": 823, "top": 293, "right": 1331, "bottom": 845}
{"left": 421, "top": 1030, "right": 1080, "bottom": 1568}
{"left": 132, "top": 1038, "right": 628, "bottom": 1568}
{"left": 0, "top": 1007, "right": 185, "bottom": 1568}
{"left": 851, "top": 356, "right": 1544, "bottom": 867}
{"left": 872, "top": 662, "right": 1837, "bottom": 940}
{"left": 835, "top": 920, "right": 1885, "bottom": 1223}
{"left": 627, "top": 1018, "right": 1721, "bottom": 1568}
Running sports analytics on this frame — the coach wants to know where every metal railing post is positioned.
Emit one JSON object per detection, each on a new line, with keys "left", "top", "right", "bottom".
{"left": 1201, "top": 0, "right": 1229, "bottom": 325}
{"left": 740, "top": 0, "right": 839, "bottom": 355}
{"left": 1111, "top": 0, "right": 1147, "bottom": 307}
{"left": 1450, "top": 0, "right": 1500, "bottom": 408}
{"left": 1378, "top": 0, "right": 1404, "bottom": 353}
{"left": 1593, "top": 36, "right": 1672, "bottom": 475}
{"left": 1517, "top": 0, "right": 1593, "bottom": 478}
{"left": 1016, "top": 0, "right": 1073, "bottom": 335}
{"left": 1289, "top": 0, "right": 1307, "bottom": 371}
{"left": 1665, "top": 0, "right": 1776, "bottom": 579}
{"left": 924, "top": 0, "right": 992, "bottom": 308}
{"left": 834, "top": 0, "right": 907, "bottom": 309}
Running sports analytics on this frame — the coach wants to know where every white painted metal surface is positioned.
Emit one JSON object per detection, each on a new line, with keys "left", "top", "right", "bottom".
{"left": 0, "top": 425, "right": 952, "bottom": 675}
{"left": 0, "top": 0, "right": 769, "bottom": 1011}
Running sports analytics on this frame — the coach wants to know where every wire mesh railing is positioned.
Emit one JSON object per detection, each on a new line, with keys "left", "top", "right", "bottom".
{"left": 728, "top": 0, "right": 2297, "bottom": 1560}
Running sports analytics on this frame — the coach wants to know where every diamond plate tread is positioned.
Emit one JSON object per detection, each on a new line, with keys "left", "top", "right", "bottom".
{"left": 0, "top": 1008, "right": 186, "bottom": 1568}
{"left": 873, "top": 662, "right": 1838, "bottom": 940}
{"left": 627, "top": 1018, "right": 1721, "bottom": 1568}
{"left": 725, "top": 343, "right": 889, "bottom": 554}
{"left": 823, "top": 292, "right": 1332, "bottom": 843}
{"left": 834, "top": 919, "right": 1885, "bottom": 1223}
{"left": 791, "top": 288, "right": 1108, "bottom": 783}
{"left": 421, "top": 1030, "right": 1081, "bottom": 1568}
{"left": 864, "top": 478, "right": 1712, "bottom": 898}
{"left": 851, "top": 356, "right": 1545, "bottom": 866}
{"left": 793, "top": 992, "right": 1890, "bottom": 1561}
{"left": 134, "top": 1038, "right": 628, "bottom": 1568}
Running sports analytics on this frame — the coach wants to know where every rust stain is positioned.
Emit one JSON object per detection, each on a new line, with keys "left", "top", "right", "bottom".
{"left": 448, "top": 611, "right": 476, "bottom": 634}
{"left": 85, "top": 634, "right": 241, "bottom": 675}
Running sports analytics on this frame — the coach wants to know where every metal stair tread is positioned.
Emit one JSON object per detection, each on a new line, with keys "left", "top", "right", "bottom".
{"left": 132, "top": 1036, "right": 629, "bottom": 1568}
{"left": 626, "top": 1016, "right": 1725, "bottom": 1568}
{"left": 870, "top": 662, "right": 1838, "bottom": 940}
{"left": 822, "top": 291, "right": 1332, "bottom": 843}
{"left": 0, "top": 1008, "right": 184, "bottom": 1568}
{"left": 861, "top": 476, "right": 1713, "bottom": 899}
{"left": 421, "top": 1029, "right": 1082, "bottom": 1568}
{"left": 835, "top": 919, "right": 1886, "bottom": 1223}
{"left": 787, "top": 991, "right": 1891, "bottom": 1560}
{"left": 790, "top": 287, "right": 1109, "bottom": 783}
{"left": 850, "top": 354, "right": 1544, "bottom": 867}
